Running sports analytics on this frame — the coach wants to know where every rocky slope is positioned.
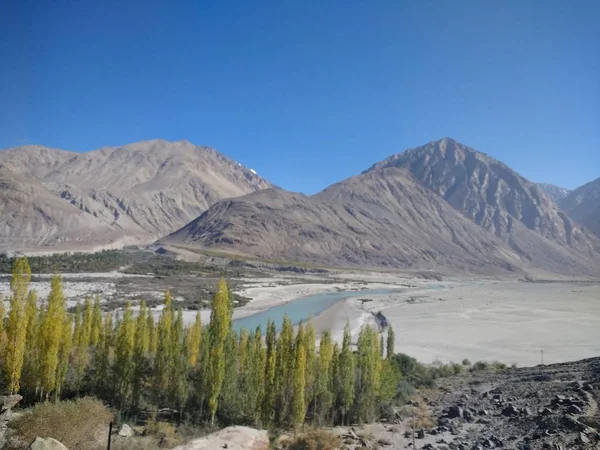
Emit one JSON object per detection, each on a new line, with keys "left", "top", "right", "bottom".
{"left": 0, "top": 140, "right": 271, "bottom": 251}
{"left": 165, "top": 168, "right": 529, "bottom": 275}
{"left": 366, "top": 138, "right": 600, "bottom": 270}
{"left": 165, "top": 139, "right": 600, "bottom": 275}
{"left": 537, "top": 183, "right": 572, "bottom": 202}
{"left": 560, "top": 177, "right": 600, "bottom": 238}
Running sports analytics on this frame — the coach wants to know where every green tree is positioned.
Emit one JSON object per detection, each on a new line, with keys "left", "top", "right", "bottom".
{"left": 90, "top": 297, "right": 102, "bottom": 347}
{"left": 132, "top": 301, "right": 149, "bottom": 410}
{"left": 114, "top": 303, "right": 135, "bottom": 408}
{"left": 303, "top": 318, "right": 316, "bottom": 412}
{"left": 153, "top": 291, "right": 173, "bottom": 407}
{"left": 169, "top": 309, "right": 189, "bottom": 412}
{"left": 338, "top": 322, "right": 355, "bottom": 425}
{"left": 291, "top": 324, "right": 307, "bottom": 427}
{"left": 21, "top": 291, "right": 40, "bottom": 396}
{"left": 386, "top": 325, "right": 395, "bottom": 359}
{"left": 206, "top": 279, "right": 232, "bottom": 424}
{"left": 356, "top": 325, "right": 382, "bottom": 423}
{"left": 275, "top": 315, "right": 294, "bottom": 426}
{"left": 261, "top": 319, "right": 277, "bottom": 426}
{"left": 185, "top": 311, "right": 202, "bottom": 367}
{"left": 314, "top": 330, "right": 334, "bottom": 425}
{"left": 39, "top": 276, "right": 66, "bottom": 399}
{"left": 55, "top": 314, "right": 73, "bottom": 399}
{"left": 3, "top": 257, "right": 32, "bottom": 393}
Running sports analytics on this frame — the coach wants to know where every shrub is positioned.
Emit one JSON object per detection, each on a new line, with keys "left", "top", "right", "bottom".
{"left": 471, "top": 361, "right": 489, "bottom": 372}
{"left": 462, "top": 358, "right": 471, "bottom": 366}
{"left": 7, "top": 397, "right": 112, "bottom": 450}
{"left": 279, "top": 430, "right": 341, "bottom": 450}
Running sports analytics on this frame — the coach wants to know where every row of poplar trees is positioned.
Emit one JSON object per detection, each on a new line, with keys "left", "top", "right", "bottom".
{"left": 0, "top": 258, "right": 401, "bottom": 427}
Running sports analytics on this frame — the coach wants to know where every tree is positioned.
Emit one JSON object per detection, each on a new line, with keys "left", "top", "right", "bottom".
{"left": 153, "top": 291, "right": 173, "bottom": 407}
{"left": 114, "top": 303, "right": 135, "bottom": 408}
{"left": 3, "top": 257, "right": 32, "bottom": 393}
{"left": 55, "top": 314, "right": 73, "bottom": 399}
{"left": 291, "top": 324, "right": 307, "bottom": 427}
{"left": 206, "top": 279, "right": 232, "bottom": 423}
{"left": 338, "top": 321, "right": 355, "bottom": 425}
{"left": 249, "top": 326, "right": 265, "bottom": 425}
{"left": 38, "top": 276, "right": 66, "bottom": 399}
{"left": 386, "top": 325, "right": 395, "bottom": 359}
{"left": 147, "top": 307, "right": 157, "bottom": 356}
{"left": 314, "top": 330, "right": 334, "bottom": 424}
{"left": 132, "top": 301, "right": 149, "bottom": 410}
{"left": 90, "top": 296, "right": 102, "bottom": 347}
{"left": 186, "top": 311, "right": 202, "bottom": 367}
{"left": 21, "top": 291, "right": 40, "bottom": 396}
{"left": 275, "top": 315, "right": 294, "bottom": 426}
{"left": 94, "top": 313, "right": 114, "bottom": 398}
{"left": 261, "top": 319, "right": 277, "bottom": 426}
{"left": 356, "top": 325, "right": 382, "bottom": 423}
{"left": 303, "top": 318, "right": 316, "bottom": 412}
{"left": 169, "top": 309, "right": 189, "bottom": 412}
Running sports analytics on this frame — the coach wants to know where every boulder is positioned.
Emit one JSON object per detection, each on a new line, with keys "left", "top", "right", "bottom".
{"left": 538, "top": 407, "right": 553, "bottom": 416}
{"left": 171, "top": 426, "right": 268, "bottom": 450}
{"left": 567, "top": 405, "right": 583, "bottom": 415}
{"left": 501, "top": 406, "right": 519, "bottom": 417}
{"left": 448, "top": 406, "right": 464, "bottom": 419}
{"left": 27, "top": 437, "right": 69, "bottom": 450}
{"left": 0, "top": 395, "right": 23, "bottom": 413}
{"left": 118, "top": 424, "right": 134, "bottom": 437}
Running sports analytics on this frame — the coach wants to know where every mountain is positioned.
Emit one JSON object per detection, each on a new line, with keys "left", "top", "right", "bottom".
{"left": 163, "top": 168, "right": 525, "bottom": 274}
{"left": 366, "top": 138, "right": 599, "bottom": 264}
{"left": 0, "top": 140, "right": 271, "bottom": 251}
{"left": 560, "top": 177, "right": 600, "bottom": 238}
{"left": 164, "top": 138, "right": 600, "bottom": 276}
{"left": 537, "top": 183, "right": 571, "bottom": 202}
{"left": 0, "top": 165, "right": 119, "bottom": 250}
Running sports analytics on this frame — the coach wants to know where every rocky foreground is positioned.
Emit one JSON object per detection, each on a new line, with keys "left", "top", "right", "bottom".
{"left": 344, "top": 357, "right": 600, "bottom": 450}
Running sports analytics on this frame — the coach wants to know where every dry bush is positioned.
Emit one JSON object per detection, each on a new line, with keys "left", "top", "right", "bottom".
{"left": 7, "top": 397, "right": 112, "bottom": 450}
{"left": 279, "top": 430, "right": 341, "bottom": 450}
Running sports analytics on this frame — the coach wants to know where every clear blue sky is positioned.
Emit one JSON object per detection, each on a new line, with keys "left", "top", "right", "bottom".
{"left": 1, "top": 0, "right": 598, "bottom": 193}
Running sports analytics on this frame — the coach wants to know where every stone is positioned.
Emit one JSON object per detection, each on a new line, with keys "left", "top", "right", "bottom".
{"left": 417, "top": 429, "right": 425, "bottom": 439}
{"left": 501, "top": 406, "right": 519, "bottom": 417}
{"left": 423, "top": 445, "right": 434, "bottom": 450}
{"left": 538, "top": 407, "right": 553, "bottom": 416}
{"left": 0, "top": 395, "right": 23, "bottom": 413}
{"left": 579, "top": 432, "right": 590, "bottom": 444}
{"left": 448, "top": 406, "right": 464, "bottom": 419}
{"left": 483, "top": 439, "right": 495, "bottom": 448}
{"left": 583, "top": 383, "right": 594, "bottom": 392}
{"left": 522, "top": 407, "right": 533, "bottom": 416}
{"left": 567, "top": 405, "right": 583, "bottom": 414}
{"left": 118, "top": 424, "right": 135, "bottom": 438}
{"left": 463, "top": 410, "right": 474, "bottom": 422}
{"left": 27, "top": 437, "right": 69, "bottom": 450}
{"left": 478, "top": 409, "right": 489, "bottom": 416}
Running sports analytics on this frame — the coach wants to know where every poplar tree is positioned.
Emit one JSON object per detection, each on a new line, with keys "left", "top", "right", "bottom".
{"left": 356, "top": 325, "right": 382, "bottom": 423}
{"left": 186, "top": 311, "right": 202, "bottom": 367}
{"left": 147, "top": 307, "right": 157, "bottom": 357}
{"left": 55, "top": 314, "right": 73, "bottom": 399}
{"left": 261, "top": 319, "right": 277, "bottom": 426}
{"left": 207, "top": 279, "right": 232, "bottom": 424}
{"left": 94, "top": 313, "right": 114, "bottom": 398}
{"left": 338, "top": 321, "right": 355, "bottom": 425}
{"left": 329, "top": 342, "right": 340, "bottom": 425}
{"left": 0, "top": 296, "right": 5, "bottom": 354}
{"left": 304, "top": 318, "right": 316, "bottom": 411}
{"left": 153, "top": 291, "right": 173, "bottom": 407}
{"left": 90, "top": 296, "right": 102, "bottom": 347}
{"left": 114, "top": 303, "right": 135, "bottom": 407}
{"left": 3, "top": 257, "right": 32, "bottom": 393}
{"left": 219, "top": 328, "right": 239, "bottom": 419}
{"left": 21, "top": 291, "right": 40, "bottom": 396}
{"left": 39, "top": 276, "right": 66, "bottom": 399}
{"left": 169, "top": 309, "right": 189, "bottom": 412}
{"left": 314, "top": 330, "right": 334, "bottom": 424}
{"left": 275, "top": 315, "right": 294, "bottom": 426}
{"left": 291, "top": 324, "right": 307, "bottom": 427}
{"left": 386, "top": 325, "right": 395, "bottom": 359}
{"left": 132, "top": 301, "right": 149, "bottom": 410}
{"left": 249, "top": 326, "right": 265, "bottom": 425}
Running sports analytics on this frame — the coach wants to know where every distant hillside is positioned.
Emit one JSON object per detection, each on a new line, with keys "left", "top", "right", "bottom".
{"left": 560, "top": 176, "right": 600, "bottom": 238}
{"left": 537, "top": 183, "right": 571, "bottom": 202}
{"left": 0, "top": 140, "right": 271, "bottom": 251}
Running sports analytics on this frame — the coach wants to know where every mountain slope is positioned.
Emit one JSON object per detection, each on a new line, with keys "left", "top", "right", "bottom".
{"left": 366, "top": 138, "right": 600, "bottom": 263}
{"left": 164, "top": 167, "right": 529, "bottom": 274}
{"left": 560, "top": 177, "right": 600, "bottom": 238}
{"left": 537, "top": 183, "right": 571, "bottom": 202}
{"left": 0, "top": 140, "right": 271, "bottom": 251}
{"left": 164, "top": 139, "right": 600, "bottom": 275}
{"left": 0, "top": 166, "right": 120, "bottom": 250}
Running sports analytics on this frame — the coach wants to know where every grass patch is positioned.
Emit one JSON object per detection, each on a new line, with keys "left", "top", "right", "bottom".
{"left": 7, "top": 397, "right": 112, "bottom": 450}
{"left": 279, "top": 430, "right": 341, "bottom": 450}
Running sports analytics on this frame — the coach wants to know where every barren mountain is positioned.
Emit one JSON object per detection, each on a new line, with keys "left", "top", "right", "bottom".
{"left": 366, "top": 138, "right": 600, "bottom": 265}
{"left": 164, "top": 139, "right": 600, "bottom": 275}
{"left": 0, "top": 140, "right": 271, "bottom": 251}
{"left": 0, "top": 166, "right": 120, "bottom": 250}
{"left": 537, "top": 183, "right": 571, "bottom": 202}
{"left": 164, "top": 168, "right": 527, "bottom": 274}
{"left": 560, "top": 177, "right": 600, "bottom": 238}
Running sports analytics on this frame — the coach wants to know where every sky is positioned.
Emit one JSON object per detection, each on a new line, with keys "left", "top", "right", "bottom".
{"left": 1, "top": 0, "right": 598, "bottom": 194}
